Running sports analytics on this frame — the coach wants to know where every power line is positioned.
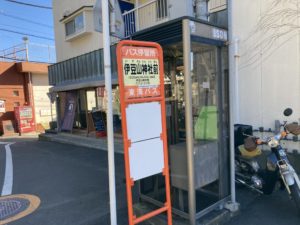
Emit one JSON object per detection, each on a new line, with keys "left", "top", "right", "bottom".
{"left": 4, "top": 0, "right": 52, "bottom": 9}
{"left": 0, "top": 11, "right": 53, "bottom": 28}
{"left": 0, "top": 23, "right": 53, "bottom": 36}
{"left": 0, "top": 28, "right": 54, "bottom": 41}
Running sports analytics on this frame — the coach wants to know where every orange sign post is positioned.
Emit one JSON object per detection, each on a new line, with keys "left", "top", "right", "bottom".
{"left": 117, "top": 40, "right": 172, "bottom": 225}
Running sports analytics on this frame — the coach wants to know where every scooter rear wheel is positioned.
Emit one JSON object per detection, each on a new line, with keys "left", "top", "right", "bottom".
{"left": 290, "top": 182, "right": 300, "bottom": 215}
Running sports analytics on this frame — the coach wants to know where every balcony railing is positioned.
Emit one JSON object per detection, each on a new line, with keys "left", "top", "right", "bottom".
{"left": 122, "top": 0, "right": 169, "bottom": 37}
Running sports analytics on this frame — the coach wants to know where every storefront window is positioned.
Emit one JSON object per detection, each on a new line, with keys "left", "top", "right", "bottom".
{"left": 96, "top": 86, "right": 122, "bottom": 135}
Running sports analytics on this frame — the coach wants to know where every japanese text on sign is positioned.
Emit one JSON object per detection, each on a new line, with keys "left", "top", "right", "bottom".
{"left": 121, "top": 46, "right": 161, "bottom": 100}
{"left": 123, "top": 59, "right": 159, "bottom": 86}
{"left": 122, "top": 47, "right": 158, "bottom": 58}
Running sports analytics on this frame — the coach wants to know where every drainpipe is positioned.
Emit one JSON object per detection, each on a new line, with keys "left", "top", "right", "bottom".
{"left": 27, "top": 72, "right": 37, "bottom": 132}
{"left": 234, "top": 38, "right": 240, "bottom": 123}
{"left": 195, "top": 0, "right": 208, "bottom": 21}
{"left": 225, "top": 0, "right": 240, "bottom": 212}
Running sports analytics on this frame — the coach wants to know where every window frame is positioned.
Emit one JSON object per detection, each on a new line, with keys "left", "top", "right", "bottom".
{"left": 65, "top": 12, "right": 85, "bottom": 38}
{"left": 12, "top": 90, "right": 19, "bottom": 97}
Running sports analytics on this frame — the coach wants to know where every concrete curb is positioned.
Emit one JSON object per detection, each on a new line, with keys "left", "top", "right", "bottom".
{"left": 39, "top": 133, "right": 124, "bottom": 154}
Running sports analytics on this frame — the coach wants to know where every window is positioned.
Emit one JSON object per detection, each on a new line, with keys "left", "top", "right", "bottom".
{"left": 13, "top": 90, "right": 19, "bottom": 96}
{"left": 65, "top": 13, "right": 84, "bottom": 36}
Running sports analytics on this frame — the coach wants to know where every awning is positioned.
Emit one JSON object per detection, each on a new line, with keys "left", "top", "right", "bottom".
{"left": 49, "top": 77, "right": 118, "bottom": 93}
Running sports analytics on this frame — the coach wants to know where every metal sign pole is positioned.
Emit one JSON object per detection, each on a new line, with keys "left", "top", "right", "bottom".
{"left": 101, "top": 0, "right": 117, "bottom": 224}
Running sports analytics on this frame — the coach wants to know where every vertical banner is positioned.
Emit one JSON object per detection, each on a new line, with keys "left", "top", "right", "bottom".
{"left": 117, "top": 40, "right": 172, "bottom": 225}
{"left": 61, "top": 92, "right": 77, "bottom": 131}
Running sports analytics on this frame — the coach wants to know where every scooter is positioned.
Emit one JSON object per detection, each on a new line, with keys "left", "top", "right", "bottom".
{"left": 235, "top": 108, "right": 300, "bottom": 214}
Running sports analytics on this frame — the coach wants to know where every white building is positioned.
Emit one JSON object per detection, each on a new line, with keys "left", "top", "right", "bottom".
{"left": 230, "top": 0, "right": 300, "bottom": 130}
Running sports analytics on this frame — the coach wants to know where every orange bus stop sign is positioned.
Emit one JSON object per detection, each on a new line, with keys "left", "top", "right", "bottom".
{"left": 120, "top": 45, "right": 161, "bottom": 100}
{"left": 117, "top": 40, "right": 172, "bottom": 225}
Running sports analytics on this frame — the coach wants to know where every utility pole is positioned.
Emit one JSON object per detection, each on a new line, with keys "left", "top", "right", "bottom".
{"left": 102, "top": 0, "right": 118, "bottom": 224}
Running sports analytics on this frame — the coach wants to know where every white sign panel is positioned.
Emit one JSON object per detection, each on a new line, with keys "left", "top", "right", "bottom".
{"left": 129, "top": 138, "right": 164, "bottom": 181}
{"left": 126, "top": 102, "right": 162, "bottom": 142}
{"left": 0, "top": 100, "right": 5, "bottom": 113}
{"left": 125, "top": 101, "right": 164, "bottom": 181}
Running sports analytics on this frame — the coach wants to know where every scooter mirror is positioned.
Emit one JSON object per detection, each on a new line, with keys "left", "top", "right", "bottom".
{"left": 283, "top": 108, "right": 293, "bottom": 117}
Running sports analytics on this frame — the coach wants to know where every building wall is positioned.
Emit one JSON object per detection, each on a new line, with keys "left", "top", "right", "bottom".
{"left": 0, "top": 62, "right": 27, "bottom": 133}
{"left": 32, "top": 73, "right": 56, "bottom": 129}
{"left": 52, "top": 0, "right": 103, "bottom": 62}
{"left": 232, "top": 0, "right": 300, "bottom": 130}
{"left": 52, "top": 0, "right": 195, "bottom": 63}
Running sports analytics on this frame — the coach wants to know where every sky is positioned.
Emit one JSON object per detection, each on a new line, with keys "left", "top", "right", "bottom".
{"left": 0, "top": 0, "right": 55, "bottom": 62}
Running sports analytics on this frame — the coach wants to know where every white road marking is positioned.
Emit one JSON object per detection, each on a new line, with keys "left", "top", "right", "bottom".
{"left": 1, "top": 143, "right": 14, "bottom": 196}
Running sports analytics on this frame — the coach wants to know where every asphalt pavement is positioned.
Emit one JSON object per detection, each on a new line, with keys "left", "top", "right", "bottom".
{"left": 0, "top": 138, "right": 300, "bottom": 225}
{"left": 225, "top": 187, "right": 300, "bottom": 225}
{"left": 0, "top": 138, "right": 133, "bottom": 225}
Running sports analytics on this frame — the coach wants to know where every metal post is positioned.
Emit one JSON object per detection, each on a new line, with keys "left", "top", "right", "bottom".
{"left": 102, "top": 0, "right": 118, "bottom": 224}
{"left": 23, "top": 36, "right": 29, "bottom": 61}
{"left": 183, "top": 19, "right": 196, "bottom": 225}
{"left": 234, "top": 38, "right": 240, "bottom": 123}
{"left": 225, "top": 0, "right": 240, "bottom": 212}
{"left": 135, "top": 0, "right": 140, "bottom": 31}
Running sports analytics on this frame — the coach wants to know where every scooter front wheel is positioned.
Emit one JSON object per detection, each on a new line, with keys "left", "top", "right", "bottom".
{"left": 290, "top": 182, "right": 300, "bottom": 215}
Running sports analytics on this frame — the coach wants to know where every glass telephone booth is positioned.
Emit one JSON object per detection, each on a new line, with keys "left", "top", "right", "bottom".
{"left": 133, "top": 18, "right": 230, "bottom": 224}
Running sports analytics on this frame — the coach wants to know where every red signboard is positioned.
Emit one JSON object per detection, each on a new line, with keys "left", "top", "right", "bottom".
{"left": 14, "top": 106, "right": 36, "bottom": 134}
{"left": 97, "top": 86, "right": 105, "bottom": 97}
{"left": 117, "top": 40, "right": 172, "bottom": 225}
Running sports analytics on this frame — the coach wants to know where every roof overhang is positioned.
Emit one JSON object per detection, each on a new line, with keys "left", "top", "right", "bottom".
{"left": 49, "top": 77, "right": 118, "bottom": 93}
{"left": 16, "top": 62, "right": 49, "bottom": 74}
{"left": 60, "top": 6, "right": 93, "bottom": 23}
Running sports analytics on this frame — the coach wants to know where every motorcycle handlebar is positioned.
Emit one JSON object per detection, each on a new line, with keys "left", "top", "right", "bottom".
{"left": 255, "top": 131, "right": 287, "bottom": 145}
{"left": 243, "top": 131, "right": 287, "bottom": 144}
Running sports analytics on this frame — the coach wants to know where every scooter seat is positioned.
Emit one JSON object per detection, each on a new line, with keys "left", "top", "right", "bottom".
{"left": 238, "top": 145, "right": 262, "bottom": 158}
